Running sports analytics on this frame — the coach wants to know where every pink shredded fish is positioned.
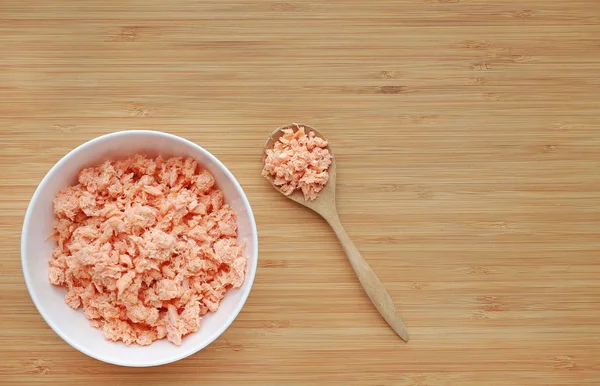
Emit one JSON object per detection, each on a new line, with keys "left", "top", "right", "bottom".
{"left": 262, "top": 126, "right": 332, "bottom": 200}
{"left": 50, "top": 154, "right": 247, "bottom": 346}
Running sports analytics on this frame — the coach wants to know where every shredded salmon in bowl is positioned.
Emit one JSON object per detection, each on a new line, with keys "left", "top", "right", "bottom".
{"left": 262, "top": 125, "right": 333, "bottom": 200}
{"left": 50, "top": 154, "right": 248, "bottom": 346}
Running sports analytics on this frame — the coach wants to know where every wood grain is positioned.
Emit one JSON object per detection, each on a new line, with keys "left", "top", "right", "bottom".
{"left": 1, "top": 0, "right": 600, "bottom": 384}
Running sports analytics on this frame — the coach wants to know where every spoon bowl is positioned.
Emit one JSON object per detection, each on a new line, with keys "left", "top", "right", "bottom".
{"left": 263, "top": 123, "right": 337, "bottom": 211}
{"left": 263, "top": 123, "right": 409, "bottom": 341}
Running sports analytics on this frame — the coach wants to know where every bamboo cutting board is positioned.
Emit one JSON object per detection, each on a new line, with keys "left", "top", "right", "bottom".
{"left": 1, "top": 0, "right": 600, "bottom": 384}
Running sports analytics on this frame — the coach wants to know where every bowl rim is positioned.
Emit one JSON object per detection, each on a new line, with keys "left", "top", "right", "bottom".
{"left": 20, "top": 130, "right": 259, "bottom": 367}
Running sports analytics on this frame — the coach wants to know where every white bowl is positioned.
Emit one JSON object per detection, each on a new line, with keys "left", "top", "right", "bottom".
{"left": 21, "top": 130, "right": 258, "bottom": 367}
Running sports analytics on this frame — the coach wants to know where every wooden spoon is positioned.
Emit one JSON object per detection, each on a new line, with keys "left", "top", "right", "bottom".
{"left": 263, "top": 123, "right": 409, "bottom": 342}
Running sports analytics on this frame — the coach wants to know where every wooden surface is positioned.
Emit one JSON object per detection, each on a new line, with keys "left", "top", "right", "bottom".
{"left": 1, "top": 0, "right": 600, "bottom": 384}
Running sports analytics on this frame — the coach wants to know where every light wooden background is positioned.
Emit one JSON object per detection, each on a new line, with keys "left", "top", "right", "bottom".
{"left": 1, "top": 0, "right": 600, "bottom": 385}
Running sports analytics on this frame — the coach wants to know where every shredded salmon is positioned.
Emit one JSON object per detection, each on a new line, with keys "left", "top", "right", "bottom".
{"left": 50, "top": 154, "right": 247, "bottom": 346}
{"left": 262, "top": 125, "right": 332, "bottom": 200}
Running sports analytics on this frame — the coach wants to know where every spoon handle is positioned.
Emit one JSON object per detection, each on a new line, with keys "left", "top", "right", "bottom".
{"left": 326, "top": 212, "right": 409, "bottom": 342}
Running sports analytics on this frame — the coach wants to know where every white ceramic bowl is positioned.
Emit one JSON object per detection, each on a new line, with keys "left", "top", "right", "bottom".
{"left": 21, "top": 130, "right": 258, "bottom": 367}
